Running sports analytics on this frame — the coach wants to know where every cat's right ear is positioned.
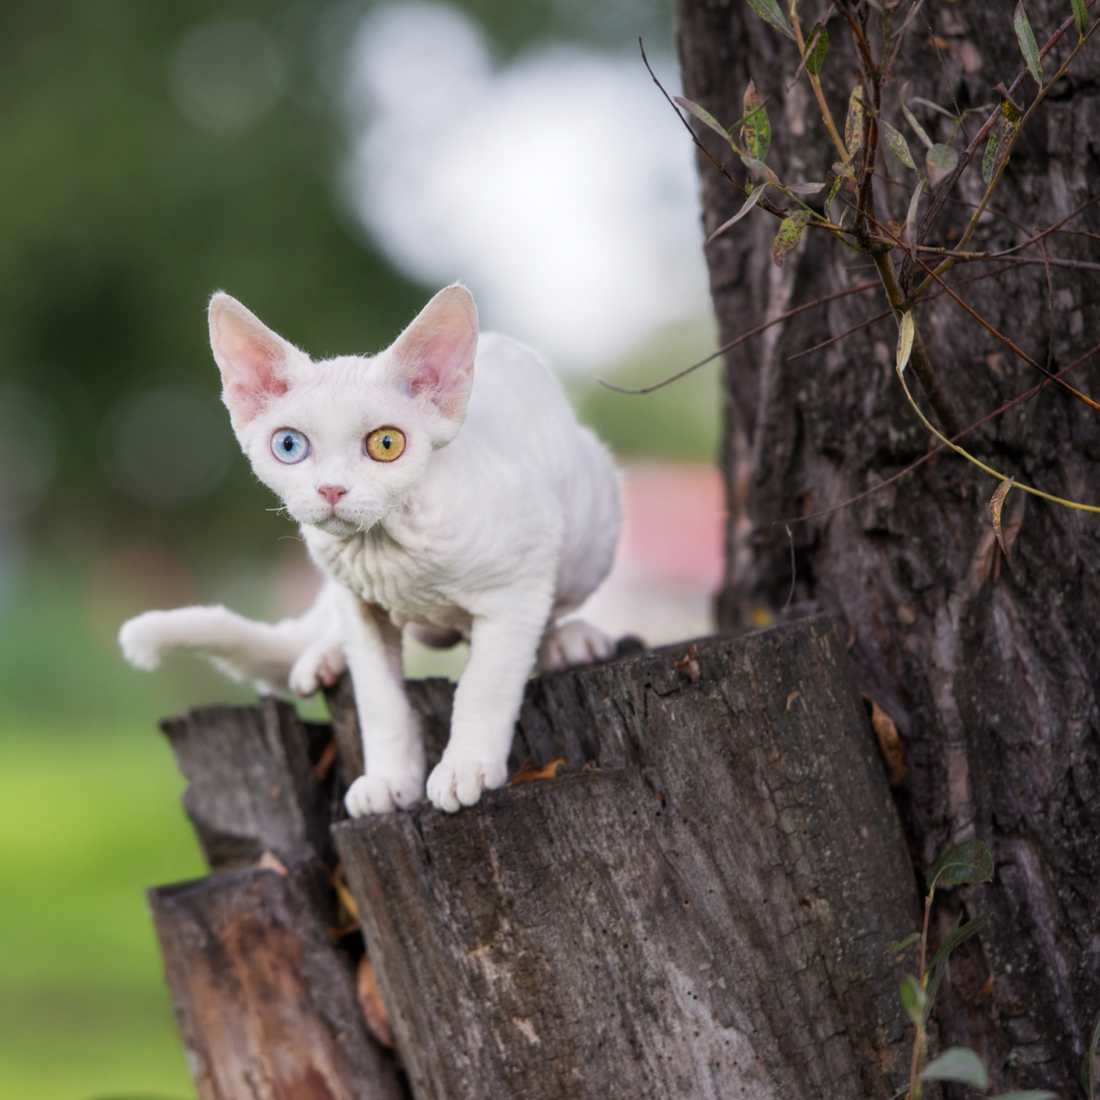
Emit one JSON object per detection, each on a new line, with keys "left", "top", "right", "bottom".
{"left": 208, "top": 293, "right": 299, "bottom": 429}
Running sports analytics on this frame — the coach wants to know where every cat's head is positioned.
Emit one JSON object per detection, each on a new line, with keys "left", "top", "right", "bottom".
{"left": 209, "top": 284, "right": 478, "bottom": 537}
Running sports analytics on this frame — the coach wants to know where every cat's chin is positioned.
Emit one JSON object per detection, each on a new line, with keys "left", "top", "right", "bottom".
{"left": 306, "top": 513, "right": 370, "bottom": 539}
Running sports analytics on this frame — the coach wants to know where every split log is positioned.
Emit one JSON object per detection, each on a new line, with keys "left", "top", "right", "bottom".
{"left": 153, "top": 695, "right": 409, "bottom": 1099}
{"left": 334, "top": 614, "right": 921, "bottom": 1099}
{"left": 159, "top": 695, "right": 337, "bottom": 869}
{"left": 149, "top": 862, "right": 406, "bottom": 1100}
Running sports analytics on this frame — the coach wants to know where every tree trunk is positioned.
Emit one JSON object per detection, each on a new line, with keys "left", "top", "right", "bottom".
{"left": 675, "top": 1, "right": 1100, "bottom": 1092}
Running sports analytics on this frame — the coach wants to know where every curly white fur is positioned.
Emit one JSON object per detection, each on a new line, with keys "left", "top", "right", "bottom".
{"left": 119, "top": 285, "right": 620, "bottom": 814}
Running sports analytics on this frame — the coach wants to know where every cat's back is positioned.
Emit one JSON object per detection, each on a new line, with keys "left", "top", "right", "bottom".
{"left": 465, "top": 332, "right": 573, "bottom": 431}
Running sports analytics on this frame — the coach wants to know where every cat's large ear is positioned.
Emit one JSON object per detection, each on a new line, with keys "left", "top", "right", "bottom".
{"left": 209, "top": 293, "right": 302, "bottom": 430}
{"left": 382, "top": 284, "right": 478, "bottom": 444}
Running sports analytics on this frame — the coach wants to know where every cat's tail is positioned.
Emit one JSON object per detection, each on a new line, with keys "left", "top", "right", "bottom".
{"left": 118, "top": 581, "right": 345, "bottom": 697}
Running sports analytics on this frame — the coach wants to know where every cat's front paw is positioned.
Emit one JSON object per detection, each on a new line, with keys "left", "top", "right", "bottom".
{"left": 288, "top": 641, "right": 347, "bottom": 697}
{"left": 344, "top": 772, "right": 425, "bottom": 816}
{"left": 118, "top": 611, "right": 173, "bottom": 670}
{"left": 426, "top": 754, "right": 509, "bottom": 813}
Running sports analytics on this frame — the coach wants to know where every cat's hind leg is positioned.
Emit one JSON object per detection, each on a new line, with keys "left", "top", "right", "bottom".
{"left": 536, "top": 618, "right": 616, "bottom": 672}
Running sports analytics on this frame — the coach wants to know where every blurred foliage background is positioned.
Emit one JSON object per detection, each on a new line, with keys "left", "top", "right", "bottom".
{"left": 0, "top": 0, "right": 718, "bottom": 1096}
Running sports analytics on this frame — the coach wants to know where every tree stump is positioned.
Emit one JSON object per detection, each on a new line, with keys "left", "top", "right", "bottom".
{"left": 149, "top": 614, "right": 921, "bottom": 1098}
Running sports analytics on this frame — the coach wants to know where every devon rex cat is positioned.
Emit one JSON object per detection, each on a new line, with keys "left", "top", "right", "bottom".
{"left": 119, "top": 285, "right": 621, "bottom": 815}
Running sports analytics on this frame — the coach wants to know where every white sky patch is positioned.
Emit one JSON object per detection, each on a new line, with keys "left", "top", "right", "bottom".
{"left": 342, "top": 2, "right": 709, "bottom": 371}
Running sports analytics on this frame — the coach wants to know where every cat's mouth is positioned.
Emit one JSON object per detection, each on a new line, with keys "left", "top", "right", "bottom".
{"left": 310, "top": 511, "right": 364, "bottom": 537}
{"left": 299, "top": 502, "right": 382, "bottom": 538}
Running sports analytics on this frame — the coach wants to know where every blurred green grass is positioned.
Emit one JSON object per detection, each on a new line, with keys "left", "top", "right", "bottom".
{"left": 0, "top": 721, "right": 203, "bottom": 1100}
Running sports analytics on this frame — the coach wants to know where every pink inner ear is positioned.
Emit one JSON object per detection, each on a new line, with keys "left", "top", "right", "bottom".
{"left": 407, "top": 358, "right": 442, "bottom": 397}
{"left": 212, "top": 306, "right": 291, "bottom": 423}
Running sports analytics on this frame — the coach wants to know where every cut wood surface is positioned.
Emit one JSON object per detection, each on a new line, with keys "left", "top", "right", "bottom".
{"left": 334, "top": 615, "right": 921, "bottom": 1099}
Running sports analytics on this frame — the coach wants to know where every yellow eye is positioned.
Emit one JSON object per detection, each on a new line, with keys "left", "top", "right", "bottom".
{"left": 365, "top": 427, "right": 406, "bottom": 462}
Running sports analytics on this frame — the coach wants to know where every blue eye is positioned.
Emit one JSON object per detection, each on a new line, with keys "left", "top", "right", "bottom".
{"left": 271, "top": 429, "right": 310, "bottom": 464}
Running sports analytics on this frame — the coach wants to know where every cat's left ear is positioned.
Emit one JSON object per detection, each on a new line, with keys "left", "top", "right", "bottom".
{"left": 382, "top": 284, "right": 478, "bottom": 445}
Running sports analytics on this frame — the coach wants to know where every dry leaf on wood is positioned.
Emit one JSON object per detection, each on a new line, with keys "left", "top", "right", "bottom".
{"left": 332, "top": 863, "right": 359, "bottom": 925}
{"left": 313, "top": 737, "right": 338, "bottom": 782}
{"left": 508, "top": 758, "right": 566, "bottom": 787}
{"left": 257, "top": 850, "right": 288, "bottom": 876}
{"left": 861, "top": 693, "right": 906, "bottom": 787}
{"left": 674, "top": 643, "right": 701, "bottom": 683}
{"left": 357, "top": 956, "right": 394, "bottom": 1048}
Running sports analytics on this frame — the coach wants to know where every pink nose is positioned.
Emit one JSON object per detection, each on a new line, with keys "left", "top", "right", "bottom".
{"left": 317, "top": 484, "right": 348, "bottom": 506}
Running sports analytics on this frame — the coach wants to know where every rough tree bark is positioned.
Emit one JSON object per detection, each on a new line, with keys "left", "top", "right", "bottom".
{"left": 675, "top": 0, "right": 1100, "bottom": 1093}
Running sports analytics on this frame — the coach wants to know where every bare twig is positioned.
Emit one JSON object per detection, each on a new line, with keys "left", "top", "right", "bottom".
{"left": 904, "top": 1, "right": 1100, "bottom": 293}
{"left": 598, "top": 281, "right": 879, "bottom": 395}
{"left": 775, "top": 339, "right": 1100, "bottom": 529}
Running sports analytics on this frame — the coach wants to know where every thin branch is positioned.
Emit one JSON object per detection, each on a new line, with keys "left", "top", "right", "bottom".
{"left": 786, "top": 309, "right": 892, "bottom": 362}
{"left": 1038, "top": 234, "right": 1056, "bottom": 373}
{"left": 900, "top": 0, "right": 1100, "bottom": 292}
{"left": 775, "top": 339, "right": 1100, "bottom": 529}
{"left": 783, "top": 255, "right": 1044, "bottom": 364}
{"left": 906, "top": 4, "right": 1100, "bottom": 295}
{"left": 883, "top": 0, "right": 927, "bottom": 81}
{"left": 885, "top": 219, "right": 1100, "bottom": 412}
{"left": 639, "top": 39, "right": 789, "bottom": 222}
{"left": 788, "top": 2, "right": 848, "bottom": 161}
{"left": 920, "top": 6, "right": 970, "bottom": 144}
{"left": 598, "top": 281, "right": 879, "bottom": 395}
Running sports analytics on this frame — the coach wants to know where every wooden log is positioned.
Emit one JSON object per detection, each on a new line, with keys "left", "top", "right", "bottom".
{"left": 334, "top": 615, "right": 921, "bottom": 1099}
{"left": 149, "top": 861, "right": 407, "bottom": 1100}
{"left": 160, "top": 695, "right": 336, "bottom": 869}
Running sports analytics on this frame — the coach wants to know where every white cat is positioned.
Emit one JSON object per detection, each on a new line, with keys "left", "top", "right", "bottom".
{"left": 119, "top": 285, "right": 621, "bottom": 815}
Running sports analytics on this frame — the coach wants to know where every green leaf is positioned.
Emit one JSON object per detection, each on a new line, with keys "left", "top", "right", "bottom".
{"left": 784, "top": 180, "right": 826, "bottom": 196}
{"left": 740, "top": 79, "right": 771, "bottom": 162}
{"left": 899, "top": 974, "right": 926, "bottom": 1024}
{"left": 674, "top": 96, "right": 735, "bottom": 145}
{"left": 989, "top": 1092, "right": 1059, "bottom": 1100}
{"left": 706, "top": 185, "right": 767, "bottom": 244}
{"left": 903, "top": 104, "right": 934, "bottom": 150}
{"left": 1073, "top": 0, "right": 1090, "bottom": 41}
{"left": 1015, "top": 1, "right": 1043, "bottom": 88}
{"left": 920, "top": 1047, "right": 989, "bottom": 1090}
{"left": 896, "top": 310, "right": 915, "bottom": 375}
{"left": 772, "top": 210, "right": 810, "bottom": 267}
{"left": 925, "top": 143, "right": 959, "bottom": 187}
{"left": 911, "top": 96, "right": 960, "bottom": 121}
{"left": 845, "top": 86, "right": 865, "bottom": 158}
{"left": 929, "top": 838, "right": 994, "bottom": 891}
{"left": 740, "top": 156, "right": 782, "bottom": 188}
{"left": 881, "top": 120, "right": 916, "bottom": 170}
{"left": 804, "top": 22, "right": 829, "bottom": 76}
{"left": 905, "top": 179, "right": 924, "bottom": 257}
{"left": 926, "top": 912, "right": 993, "bottom": 974}
{"left": 900, "top": 83, "right": 934, "bottom": 149}
{"left": 983, "top": 110, "right": 1018, "bottom": 186}
{"left": 886, "top": 931, "right": 921, "bottom": 954}
{"left": 746, "top": 0, "right": 796, "bottom": 40}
